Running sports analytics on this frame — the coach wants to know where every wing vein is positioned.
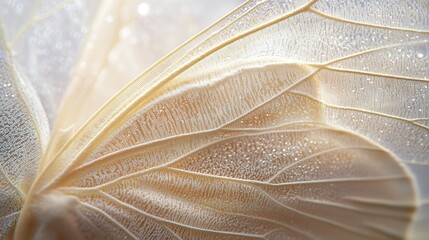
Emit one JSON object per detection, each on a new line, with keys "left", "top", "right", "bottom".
{"left": 308, "top": 8, "right": 429, "bottom": 34}
{"left": 0, "top": 164, "right": 26, "bottom": 199}
{"left": 266, "top": 146, "right": 382, "bottom": 183}
{"left": 78, "top": 201, "right": 139, "bottom": 240}
{"left": 99, "top": 191, "right": 264, "bottom": 239}
{"left": 288, "top": 90, "right": 429, "bottom": 131}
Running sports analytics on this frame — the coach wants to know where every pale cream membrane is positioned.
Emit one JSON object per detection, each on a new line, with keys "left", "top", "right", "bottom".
{"left": 0, "top": 0, "right": 428, "bottom": 239}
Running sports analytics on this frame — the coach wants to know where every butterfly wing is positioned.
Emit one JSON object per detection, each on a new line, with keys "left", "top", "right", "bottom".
{"left": 17, "top": 0, "right": 429, "bottom": 239}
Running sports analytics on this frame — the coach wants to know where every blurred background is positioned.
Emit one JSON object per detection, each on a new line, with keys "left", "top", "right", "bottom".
{"left": 0, "top": 0, "right": 244, "bottom": 125}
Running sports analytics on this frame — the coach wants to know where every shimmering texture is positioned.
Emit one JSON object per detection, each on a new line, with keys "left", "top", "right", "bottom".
{"left": 0, "top": 31, "right": 49, "bottom": 238}
{"left": 0, "top": 0, "right": 428, "bottom": 240}
{"left": 0, "top": 0, "right": 101, "bottom": 124}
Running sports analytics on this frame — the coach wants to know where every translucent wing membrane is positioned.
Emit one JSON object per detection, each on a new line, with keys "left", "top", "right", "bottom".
{"left": 3, "top": 0, "right": 429, "bottom": 239}
{"left": 0, "top": 30, "right": 49, "bottom": 238}
{"left": 0, "top": 0, "right": 101, "bottom": 124}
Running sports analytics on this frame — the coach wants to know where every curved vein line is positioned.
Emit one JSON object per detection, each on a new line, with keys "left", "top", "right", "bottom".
{"left": 64, "top": 124, "right": 333, "bottom": 187}
{"left": 8, "top": 0, "right": 73, "bottom": 48}
{"left": 272, "top": 175, "right": 407, "bottom": 186}
{"left": 365, "top": 222, "right": 403, "bottom": 240}
{"left": 266, "top": 146, "right": 382, "bottom": 183}
{"left": 261, "top": 228, "right": 319, "bottom": 240}
{"left": 239, "top": 216, "right": 316, "bottom": 240}
{"left": 325, "top": 66, "right": 429, "bottom": 83}
{"left": 132, "top": 186, "right": 316, "bottom": 240}
{"left": 309, "top": 8, "right": 429, "bottom": 34}
{"left": 256, "top": 188, "right": 378, "bottom": 239}
{"left": 165, "top": 168, "right": 406, "bottom": 188}
{"left": 261, "top": 227, "right": 318, "bottom": 240}
{"left": 99, "top": 191, "right": 264, "bottom": 239}
{"left": 69, "top": 186, "right": 318, "bottom": 240}
{"left": 59, "top": 171, "right": 408, "bottom": 240}
{"left": 264, "top": 225, "right": 321, "bottom": 240}
{"left": 211, "top": 70, "right": 321, "bottom": 129}
{"left": 0, "top": 27, "right": 13, "bottom": 53}
{"left": 34, "top": 0, "right": 74, "bottom": 22}
{"left": 221, "top": 121, "right": 331, "bottom": 132}
{"left": 74, "top": 210, "right": 105, "bottom": 237}
{"left": 411, "top": 118, "right": 429, "bottom": 122}
{"left": 344, "top": 197, "right": 415, "bottom": 209}
{"left": 298, "top": 198, "right": 409, "bottom": 219}
{"left": 0, "top": 164, "right": 26, "bottom": 199}
{"left": 164, "top": 0, "right": 316, "bottom": 84}
{"left": 65, "top": 156, "right": 407, "bottom": 192}
{"left": 160, "top": 167, "right": 283, "bottom": 187}
{"left": 173, "top": 0, "right": 266, "bottom": 65}
{"left": 262, "top": 228, "right": 280, "bottom": 238}
{"left": 56, "top": 167, "right": 268, "bottom": 192}
{"left": 98, "top": 164, "right": 407, "bottom": 239}
{"left": 105, "top": 66, "right": 313, "bottom": 155}
{"left": 70, "top": 130, "right": 214, "bottom": 174}
{"left": 128, "top": 0, "right": 263, "bottom": 91}
{"left": 95, "top": 187, "right": 183, "bottom": 240}
{"left": 79, "top": 121, "right": 326, "bottom": 171}
{"left": 162, "top": 225, "right": 183, "bottom": 240}
{"left": 6, "top": 0, "right": 41, "bottom": 48}
{"left": 58, "top": 169, "right": 406, "bottom": 195}
{"left": 89, "top": 129, "right": 301, "bottom": 189}
{"left": 310, "top": 40, "right": 429, "bottom": 67}
{"left": 288, "top": 90, "right": 429, "bottom": 131}
{"left": 78, "top": 201, "right": 139, "bottom": 240}
{"left": 0, "top": 211, "right": 20, "bottom": 221}
{"left": 94, "top": 139, "right": 404, "bottom": 190}
{"left": 290, "top": 120, "right": 416, "bottom": 171}
{"left": 221, "top": 125, "right": 324, "bottom": 133}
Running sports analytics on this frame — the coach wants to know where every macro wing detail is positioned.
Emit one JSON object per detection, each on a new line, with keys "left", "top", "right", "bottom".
{"left": 17, "top": 0, "right": 429, "bottom": 239}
